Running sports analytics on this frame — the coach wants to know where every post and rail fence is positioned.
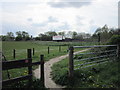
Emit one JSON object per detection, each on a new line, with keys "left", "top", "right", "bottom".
{"left": 1, "top": 49, "right": 45, "bottom": 87}
{"left": 68, "top": 44, "right": 120, "bottom": 79}
{"left": 12, "top": 48, "right": 35, "bottom": 59}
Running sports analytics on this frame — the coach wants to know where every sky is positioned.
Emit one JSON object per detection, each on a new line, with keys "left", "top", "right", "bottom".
{"left": 0, "top": 0, "right": 119, "bottom": 37}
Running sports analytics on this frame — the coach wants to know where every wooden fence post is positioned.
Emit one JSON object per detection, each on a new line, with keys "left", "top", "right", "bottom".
{"left": 33, "top": 48, "right": 35, "bottom": 56}
{"left": 13, "top": 49, "right": 15, "bottom": 59}
{"left": 98, "top": 33, "right": 100, "bottom": 44}
{"left": 59, "top": 46, "right": 61, "bottom": 52}
{"left": 69, "top": 46, "right": 74, "bottom": 79}
{"left": 27, "top": 49, "right": 32, "bottom": 87}
{"left": 40, "top": 54, "right": 45, "bottom": 87}
{"left": 117, "top": 45, "right": 120, "bottom": 59}
{"left": 48, "top": 47, "right": 49, "bottom": 54}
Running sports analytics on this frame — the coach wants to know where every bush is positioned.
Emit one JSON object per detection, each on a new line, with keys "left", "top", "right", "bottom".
{"left": 15, "top": 36, "right": 22, "bottom": 41}
{"left": 108, "top": 35, "right": 120, "bottom": 45}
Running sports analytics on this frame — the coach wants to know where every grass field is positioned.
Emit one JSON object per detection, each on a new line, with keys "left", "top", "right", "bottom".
{"left": 2, "top": 41, "right": 98, "bottom": 80}
{"left": 2, "top": 41, "right": 119, "bottom": 88}
{"left": 2, "top": 41, "right": 98, "bottom": 61}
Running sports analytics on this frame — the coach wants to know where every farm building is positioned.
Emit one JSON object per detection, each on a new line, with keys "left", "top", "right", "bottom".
{"left": 52, "top": 35, "right": 65, "bottom": 41}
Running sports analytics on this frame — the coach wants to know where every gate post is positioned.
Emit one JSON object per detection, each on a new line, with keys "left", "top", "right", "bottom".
{"left": 69, "top": 46, "right": 74, "bottom": 78}
{"left": 40, "top": 54, "right": 45, "bottom": 87}
{"left": 27, "top": 49, "right": 32, "bottom": 87}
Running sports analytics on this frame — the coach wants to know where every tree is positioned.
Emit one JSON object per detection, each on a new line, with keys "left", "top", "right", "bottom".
{"left": 92, "top": 25, "right": 112, "bottom": 43}
{"left": 15, "top": 31, "right": 22, "bottom": 41}
{"left": 45, "top": 31, "right": 57, "bottom": 36}
{"left": 74, "top": 33, "right": 83, "bottom": 40}
{"left": 16, "top": 31, "right": 22, "bottom": 36}
{"left": 21, "top": 31, "right": 30, "bottom": 41}
{"left": 15, "top": 31, "right": 30, "bottom": 41}
{"left": 38, "top": 33, "right": 52, "bottom": 41}
{"left": 0, "top": 35, "right": 8, "bottom": 41}
{"left": 58, "top": 32, "right": 65, "bottom": 36}
{"left": 6, "top": 32, "right": 14, "bottom": 41}
{"left": 72, "top": 31, "right": 77, "bottom": 39}
{"left": 66, "top": 31, "right": 74, "bottom": 39}
{"left": 108, "top": 35, "right": 120, "bottom": 45}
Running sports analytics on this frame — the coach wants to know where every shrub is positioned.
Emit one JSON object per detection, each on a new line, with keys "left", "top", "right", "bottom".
{"left": 108, "top": 35, "right": 120, "bottom": 45}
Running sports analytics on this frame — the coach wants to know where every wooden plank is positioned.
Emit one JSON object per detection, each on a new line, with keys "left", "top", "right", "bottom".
{"left": 2, "top": 60, "right": 41, "bottom": 70}
{"left": 73, "top": 45, "right": 117, "bottom": 48}
{"left": 2, "top": 59, "right": 31, "bottom": 70}
{"left": 2, "top": 74, "right": 32, "bottom": 86}
{"left": 32, "top": 61, "right": 41, "bottom": 66}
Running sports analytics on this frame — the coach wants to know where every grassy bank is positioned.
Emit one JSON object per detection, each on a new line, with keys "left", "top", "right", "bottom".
{"left": 51, "top": 47, "right": 120, "bottom": 88}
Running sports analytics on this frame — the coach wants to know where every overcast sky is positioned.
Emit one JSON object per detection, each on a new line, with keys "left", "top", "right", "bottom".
{"left": 0, "top": 0, "right": 119, "bottom": 36}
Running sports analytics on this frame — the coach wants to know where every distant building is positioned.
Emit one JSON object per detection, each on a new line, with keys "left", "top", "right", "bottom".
{"left": 52, "top": 35, "right": 65, "bottom": 41}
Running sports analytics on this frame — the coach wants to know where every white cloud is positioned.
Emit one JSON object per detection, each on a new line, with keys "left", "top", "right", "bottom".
{"left": 0, "top": 0, "right": 118, "bottom": 36}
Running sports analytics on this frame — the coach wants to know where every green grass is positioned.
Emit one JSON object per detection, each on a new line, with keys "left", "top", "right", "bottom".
{"left": 2, "top": 41, "right": 68, "bottom": 80}
{"left": 3, "top": 77, "right": 47, "bottom": 89}
{"left": 2, "top": 41, "right": 68, "bottom": 61}
{"left": 2, "top": 41, "right": 98, "bottom": 61}
{"left": 2, "top": 41, "right": 98, "bottom": 88}
{"left": 51, "top": 48, "right": 120, "bottom": 88}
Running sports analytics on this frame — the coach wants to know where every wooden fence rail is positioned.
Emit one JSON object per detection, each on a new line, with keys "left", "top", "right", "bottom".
{"left": 2, "top": 49, "right": 45, "bottom": 87}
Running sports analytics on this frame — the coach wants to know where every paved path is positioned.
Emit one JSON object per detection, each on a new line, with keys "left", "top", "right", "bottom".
{"left": 33, "top": 49, "right": 89, "bottom": 88}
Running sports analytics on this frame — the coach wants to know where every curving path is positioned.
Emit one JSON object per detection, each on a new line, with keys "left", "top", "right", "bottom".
{"left": 33, "top": 49, "right": 89, "bottom": 88}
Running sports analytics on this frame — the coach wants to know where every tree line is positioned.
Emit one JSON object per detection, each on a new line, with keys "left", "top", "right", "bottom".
{"left": 0, "top": 25, "right": 120, "bottom": 43}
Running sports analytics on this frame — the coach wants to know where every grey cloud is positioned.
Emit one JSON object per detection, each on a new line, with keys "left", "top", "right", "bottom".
{"left": 48, "top": 2, "right": 92, "bottom": 8}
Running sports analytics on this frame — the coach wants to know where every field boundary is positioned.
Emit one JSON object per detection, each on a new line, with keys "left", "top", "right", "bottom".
{"left": 1, "top": 49, "right": 45, "bottom": 87}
